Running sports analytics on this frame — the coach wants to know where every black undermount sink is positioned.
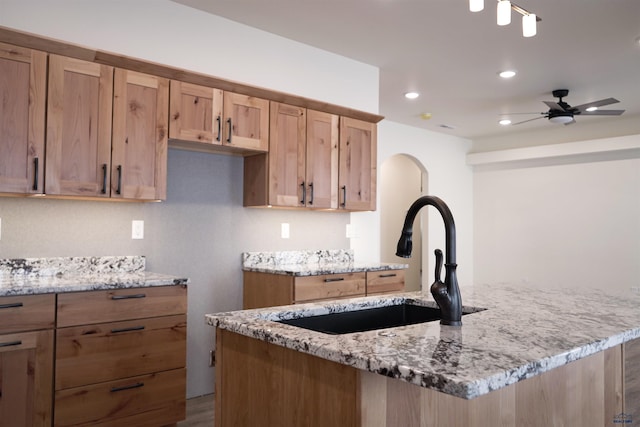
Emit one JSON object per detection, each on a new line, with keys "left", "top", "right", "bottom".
{"left": 276, "top": 303, "right": 475, "bottom": 335}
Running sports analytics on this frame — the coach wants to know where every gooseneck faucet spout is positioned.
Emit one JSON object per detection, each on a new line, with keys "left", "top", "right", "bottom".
{"left": 396, "top": 196, "right": 462, "bottom": 326}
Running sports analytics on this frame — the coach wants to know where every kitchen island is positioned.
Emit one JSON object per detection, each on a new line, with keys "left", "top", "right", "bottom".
{"left": 207, "top": 283, "right": 640, "bottom": 426}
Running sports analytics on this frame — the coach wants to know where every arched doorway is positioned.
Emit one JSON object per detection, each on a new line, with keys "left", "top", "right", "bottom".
{"left": 380, "top": 154, "right": 428, "bottom": 291}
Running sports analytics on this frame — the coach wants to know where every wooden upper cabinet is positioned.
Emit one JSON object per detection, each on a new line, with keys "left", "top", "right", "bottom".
{"left": 306, "top": 110, "right": 339, "bottom": 209}
{"left": 0, "top": 43, "right": 46, "bottom": 195}
{"left": 45, "top": 55, "right": 114, "bottom": 197}
{"left": 223, "top": 92, "right": 269, "bottom": 152}
{"left": 268, "top": 102, "right": 307, "bottom": 207}
{"left": 339, "top": 117, "right": 377, "bottom": 211}
{"left": 112, "top": 70, "right": 169, "bottom": 200}
{"left": 169, "top": 80, "right": 223, "bottom": 145}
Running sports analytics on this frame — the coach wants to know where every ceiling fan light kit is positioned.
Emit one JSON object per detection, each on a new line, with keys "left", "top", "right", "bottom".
{"left": 497, "top": 0, "right": 511, "bottom": 26}
{"left": 469, "top": 0, "right": 484, "bottom": 12}
{"left": 509, "top": 89, "right": 625, "bottom": 126}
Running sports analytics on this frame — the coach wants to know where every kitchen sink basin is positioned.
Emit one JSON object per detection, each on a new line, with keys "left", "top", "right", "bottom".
{"left": 277, "top": 303, "right": 474, "bottom": 335}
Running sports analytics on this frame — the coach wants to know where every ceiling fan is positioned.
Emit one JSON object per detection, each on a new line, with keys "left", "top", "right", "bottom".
{"left": 510, "top": 89, "right": 625, "bottom": 125}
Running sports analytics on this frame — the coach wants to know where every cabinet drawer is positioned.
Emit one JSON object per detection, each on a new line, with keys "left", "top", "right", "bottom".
{"left": 55, "top": 314, "right": 186, "bottom": 390}
{"left": 294, "top": 273, "right": 365, "bottom": 303}
{"left": 366, "top": 270, "right": 405, "bottom": 295}
{"left": 0, "top": 294, "right": 55, "bottom": 334}
{"left": 57, "top": 285, "right": 187, "bottom": 327}
{"left": 54, "top": 367, "right": 186, "bottom": 427}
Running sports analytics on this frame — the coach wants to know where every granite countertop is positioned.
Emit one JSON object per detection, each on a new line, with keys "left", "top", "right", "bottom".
{"left": 242, "top": 249, "right": 408, "bottom": 276}
{"left": 0, "top": 256, "right": 188, "bottom": 297}
{"left": 207, "top": 283, "right": 640, "bottom": 400}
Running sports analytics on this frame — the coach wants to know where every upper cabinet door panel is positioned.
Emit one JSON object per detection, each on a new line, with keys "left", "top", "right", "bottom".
{"left": 306, "top": 110, "right": 338, "bottom": 209}
{"left": 169, "top": 80, "right": 223, "bottom": 144}
{"left": 223, "top": 92, "right": 269, "bottom": 152}
{"left": 0, "top": 43, "right": 46, "bottom": 194}
{"left": 339, "top": 117, "right": 377, "bottom": 211}
{"left": 45, "top": 55, "right": 113, "bottom": 197}
{"left": 112, "top": 70, "right": 168, "bottom": 201}
{"left": 269, "top": 102, "right": 306, "bottom": 207}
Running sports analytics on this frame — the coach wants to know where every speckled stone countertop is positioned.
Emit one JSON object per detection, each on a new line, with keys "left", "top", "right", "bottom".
{"left": 207, "top": 283, "right": 640, "bottom": 399}
{"left": 0, "top": 256, "right": 188, "bottom": 296}
{"left": 242, "top": 249, "right": 408, "bottom": 276}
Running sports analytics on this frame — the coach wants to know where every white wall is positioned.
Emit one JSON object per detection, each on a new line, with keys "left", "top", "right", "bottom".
{"left": 0, "top": 0, "right": 379, "bottom": 398}
{"left": 472, "top": 134, "right": 640, "bottom": 291}
{"left": 352, "top": 121, "right": 474, "bottom": 288}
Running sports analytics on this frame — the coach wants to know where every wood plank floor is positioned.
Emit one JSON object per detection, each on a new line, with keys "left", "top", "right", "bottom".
{"left": 177, "top": 394, "right": 215, "bottom": 426}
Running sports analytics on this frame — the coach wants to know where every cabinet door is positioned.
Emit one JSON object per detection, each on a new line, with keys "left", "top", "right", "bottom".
{"left": 338, "top": 117, "right": 377, "bottom": 211}
{"left": 45, "top": 55, "right": 113, "bottom": 197}
{"left": 306, "top": 110, "right": 339, "bottom": 209}
{"left": 0, "top": 43, "right": 46, "bottom": 194}
{"left": 222, "top": 92, "right": 269, "bottom": 152}
{"left": 169, "top": 80, "right": 223, "bottom": 144}
{"left": 112, "top": 69, "right": 169, "bottom": 200}
{"left": 0, "top": 330, "right": 53, "bottom": 427}
{"left": 268, "top": 102, "right": 306, "bottom": 207}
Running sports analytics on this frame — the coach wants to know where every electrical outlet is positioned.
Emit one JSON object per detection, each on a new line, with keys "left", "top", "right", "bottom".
{"left": 281, "top": 223, "right": 290, "bottom": 239}
{"left": 132, "top": 220, "right": 144, "bottom": 239}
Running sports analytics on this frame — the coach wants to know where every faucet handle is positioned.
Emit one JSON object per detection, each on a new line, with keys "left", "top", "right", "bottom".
{"left": 434, "top": 249, "right": 443, "bottom": 283}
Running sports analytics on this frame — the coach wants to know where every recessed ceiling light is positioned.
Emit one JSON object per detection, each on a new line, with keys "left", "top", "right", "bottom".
{"left": 585, "top": 106, "right": 598, "bottom": 112}
{"left": 404, "top": 92, "right": 420, "bottom": 99}
{"left": 498, "top": 70, "right": 516, "bottom": 79}
{"left": 499, "top": 119, "right": 512, "bottom": 125}
{"left": 419, "top": 112, "right": 432, "bottom": 120}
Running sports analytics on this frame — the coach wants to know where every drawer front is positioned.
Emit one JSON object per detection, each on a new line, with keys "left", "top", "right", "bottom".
{"left": 0, "top": 294, "right": 55, "bottom": 334}
{"left": 55, "top": 314, "right": 186, "bottom": 390}
{"left": 57, "top": 285, "right": 187, "bottom": 327}
{"left": 366, "top": 270, "right": 405, "bottom": 295}
{"left": 294, "top": 273, "right": 365, "bottom": 302}
{"left": 54, "top": 368, "right": 186, "bottom": 427}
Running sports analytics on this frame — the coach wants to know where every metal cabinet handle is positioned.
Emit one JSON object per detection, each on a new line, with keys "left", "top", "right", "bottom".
{"left": 324, "top": 277, "right": 345, "bottom": 283}
{"left": 308, "top": 182, "right": 314, "bottom": 205}
{"left": 226, "top": 118, "right": 232, "bottom": 143}
{"left": 33, "top": 157, "right": 39, "bottom": 191}
{"left": 111, "top": 325, "right": 145, "bottom": 334}
{"left": 110, "top": 382, "right": 144, "bottom": 393}
{"left": 116, "top": 165, "right": 122, "bottom": 195}
{"left": 0, "top": 340, "right": 22, "bottom": 348}
{"left": 300, "top": 181, "right": 306, "bottom": 205}
{"left": 216, "top": 115, "right": 222, "bottom": 142}
{"left": 101, "top": 164, "right": 108, "bottom": 194}
{"left": 0, "top": 302, "right": 24, "bottom": 309}
{"left": 340, "top": 186, "right": 347, "bottom": 207}
{"left": 378, "top": 273, "right": 397, "bottom": 278}
{"left": 111, "top": 293, "right": 146, "bottom": 300}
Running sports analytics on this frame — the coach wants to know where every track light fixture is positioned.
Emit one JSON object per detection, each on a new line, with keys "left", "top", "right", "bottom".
{"left": 470, "top": 0, "right": 540, "bottom": 37}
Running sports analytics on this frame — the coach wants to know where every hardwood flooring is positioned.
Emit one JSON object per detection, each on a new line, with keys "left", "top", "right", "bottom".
{"left": 177, "top": 394, "right": 215, "bottom": 426}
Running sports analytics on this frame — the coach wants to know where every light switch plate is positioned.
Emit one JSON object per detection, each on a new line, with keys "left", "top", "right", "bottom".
{"left": 132, "top": 220, "right": 144, "bottom": 239}
{"left": 281, "top": 223, "right": 290, "bottom": 239}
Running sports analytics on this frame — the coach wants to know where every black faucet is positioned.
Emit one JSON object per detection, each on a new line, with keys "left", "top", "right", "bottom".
{"left": 396, "top": 196, "right": 462, "bottom": 326}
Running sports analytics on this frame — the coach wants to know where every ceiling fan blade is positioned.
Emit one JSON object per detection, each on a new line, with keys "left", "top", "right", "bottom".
{"left": 573, "top": 98, "right": 619, "bottom": 112}
{"left": 500, "top": 112, "right": 546, "bottom": 115}
{"left": 512, "top": 116, "right": 546, "bottom": 125}
{"left": 543, "top": 101, "right": 565, "bottom": 111}
{"left": 580, "top": 109, "right": 625, "bottom": 116}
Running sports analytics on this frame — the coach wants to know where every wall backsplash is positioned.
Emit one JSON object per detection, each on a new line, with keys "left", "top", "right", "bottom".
{"left": 0, "top": 147, "right": 351, "bottom": 397}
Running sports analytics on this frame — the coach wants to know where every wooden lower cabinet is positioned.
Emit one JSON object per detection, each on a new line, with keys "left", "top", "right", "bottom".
{"left": 243, "top": 269, "right": 405, "bottom": 309}
{"left": 216, "top": 329, "right": 624, "bottom": 427}
{"left": 625, "top": 338, "right": 640, "bottom": 422}
{"left": 0, "top": 329, "right": 54, "bottom": 427}
{"left": 54, "top": 285, "right": 187, "bottom": 426}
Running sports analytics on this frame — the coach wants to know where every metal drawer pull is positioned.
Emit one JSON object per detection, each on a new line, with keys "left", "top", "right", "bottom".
{"left": 111, "top": 293, "right": 146, "bottom": 300}
{"left": 111, "top": 325, "right": 145, "bottom": 334}
{"left": 33, "top": 157, "right": 39, "bottom": 191}
{"left": 324, "top": 277, "right": 345, "bottom": 283}
{"left": 0, "top": 340, "right": 22, "bottom": 348}
{"left": 110, "top": 382, "right": 144, "bottom": 393}
{"left": 116, "top": 165, "right": 122, "bottom": 195}
{"left": 378, "top": 273, "right": 397, "bottom": 278}
{"left": 216, "top": 115, "right": 222, "bottom": 142}
{"left": 101, "top": 163, "right": 108, "bottom": 194}
{"left": 226, "top": 118, "right": 232, "bottom": 143}
{"left": 0, "top": 302, "right": 24, "bottom": 309}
